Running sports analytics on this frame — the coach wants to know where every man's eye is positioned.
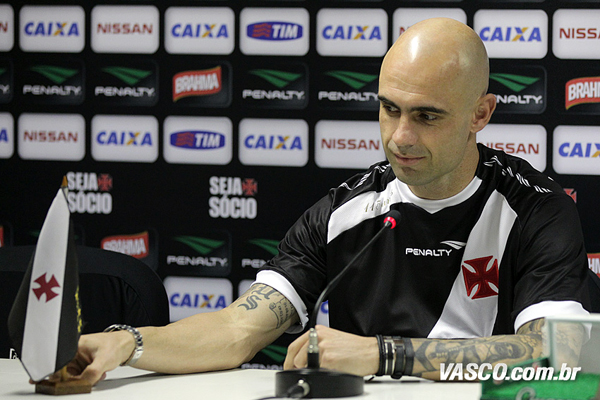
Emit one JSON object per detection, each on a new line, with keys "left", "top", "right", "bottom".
{"left": 383, "top": 104, "right": 398, "bottom": 113}
{"left": 421, "top": 114, "right": 436, "bottom": 121}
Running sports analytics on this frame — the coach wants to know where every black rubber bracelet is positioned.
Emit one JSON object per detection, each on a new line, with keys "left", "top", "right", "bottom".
{"left": 403, "top": 338, "right": 414, "bottom": 376}
{"left": 375, "top": 334, "right": 386, "bottom": 376}
{"left": 391, "top": 337, "right": 405, "bottom": 380}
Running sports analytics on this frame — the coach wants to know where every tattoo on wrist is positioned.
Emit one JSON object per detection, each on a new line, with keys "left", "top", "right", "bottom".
{"left": 269, "top": 298, "right": 292, "bottom": 329}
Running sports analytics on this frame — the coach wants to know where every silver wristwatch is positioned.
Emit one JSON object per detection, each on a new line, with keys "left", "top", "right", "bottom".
{"left": 104, "top": 324, "right": 144, "bottom": 366}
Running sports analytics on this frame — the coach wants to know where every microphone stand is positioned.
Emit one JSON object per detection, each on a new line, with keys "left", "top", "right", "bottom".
{"left": 275, "top": 210, "right": 401, "bottom": 398}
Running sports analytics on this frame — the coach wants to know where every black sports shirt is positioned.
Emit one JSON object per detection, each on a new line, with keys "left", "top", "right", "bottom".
{"left": 257, "top": 144, "right": 590, "bottom": 338}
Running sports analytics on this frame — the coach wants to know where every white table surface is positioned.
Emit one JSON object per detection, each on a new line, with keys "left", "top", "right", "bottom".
{"left": 0, "top": 358, "right": 482, "bottom": 399}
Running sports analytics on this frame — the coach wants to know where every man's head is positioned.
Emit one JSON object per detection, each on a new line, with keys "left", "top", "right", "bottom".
{"left": 378, "top": 18, "right": 496, "bottom": 200}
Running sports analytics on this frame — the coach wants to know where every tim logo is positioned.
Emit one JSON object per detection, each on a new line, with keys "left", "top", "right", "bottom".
{"left": 462, "top": 256, "right": 499, "bottom": 300}
{"left": 247, "top": 22, "right": 302, "bottom": 40}
{"left": 170, "top": 131, "right": 225, "bottom": 150}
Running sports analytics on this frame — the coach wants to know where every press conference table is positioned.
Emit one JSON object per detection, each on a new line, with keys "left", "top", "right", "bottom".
{"left": 0, "top": 359, "right": 481, "bottom": 399}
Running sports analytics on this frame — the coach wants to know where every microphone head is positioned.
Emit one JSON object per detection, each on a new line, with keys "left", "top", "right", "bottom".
{"left": 383, "top": 209, "right": 401, "bottom": 229}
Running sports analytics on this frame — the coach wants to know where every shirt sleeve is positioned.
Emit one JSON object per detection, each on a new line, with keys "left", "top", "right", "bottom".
{"left": 511, "top": 192, "right": 591, "bottom": 331}
{"left": 258, "top": 194, "right": 332, "bottom": 329}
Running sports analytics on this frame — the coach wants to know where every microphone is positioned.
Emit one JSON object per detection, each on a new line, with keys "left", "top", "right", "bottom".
{"left": 275, "top": 209, "right": 401, "bottom": 398}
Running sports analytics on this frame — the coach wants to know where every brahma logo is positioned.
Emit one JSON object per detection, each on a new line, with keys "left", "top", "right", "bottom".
{"left": 18, "top": 113, "right": 85, "bottom": 161}
{"left": 240, "top": 8, "right": 309, "bottom": 55}
{"left": 0, "top": 5, "right": 14, "bottom": 52}
{"left": 91, "top": 5, "right": 159, "bottom": 54}
{"left": 101, "top": 231, "right": 149, "bottom": 258}
{"left": 165, "top": 7, "right": 234, "bottom": 55}
{"left": 91, "top": 115, "right": 158, "bottom": 163}
{"left": 477, "top": 124, "right": 547, "bottom": 172}
{"left": 20, "top": 6, "right": 84, "bottom": 53}
{"left": 173, "top": 67, "right": 222, "bottom": 101}
{"left": 65, "top": 171, "right": 113, "bottom": 214}
{"left": 553, "top": 125, "right": 600, "bottom": 175}
{"left": 317, "top": 8, "right": 387, "bottom": 57}
{"left": 239, "top": 118, "right": 308, "bottom": 167}
{"left": 553, "top": 10, "right": 600, "bottom": 59}
{"left": 170, "top": 131, "right": 225, "bottom": 150}
{"left": 315, "top": 120, "right": 385, "bottom": 169}
{"left": 163, "top": 276, "right": 232, "bottom": 322}
{"left": 565, "top": 77, "right": 600, "bottom": 110}
{"left": 247, "top": 22, "right": 302, "bottom": 40}
{"left": 0, "top": 112, "right": 13, "bottom": 159}
{"left": 163, "top": 116, "right": 232, "bottom": 165}
{"left": 474, "top": 10, "right": 547, "bottom": 59}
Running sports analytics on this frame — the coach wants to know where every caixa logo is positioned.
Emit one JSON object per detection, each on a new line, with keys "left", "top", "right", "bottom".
{"left": 163, "top": 276, "right": 232, "bottom": 321}
{"left": 553, "top": 126, "right": 600, "bottom": 176}
{"left": 20, "top": 6, "right": 85, "bottom": 53}
{"left": 247, "top": 22, "right": 302, "bottom": 40}
{"left": 170, "top": 131, "right": 225, "bottom": 150}
{"left": 169, "top": 292, "right": 228, "bottom": 310}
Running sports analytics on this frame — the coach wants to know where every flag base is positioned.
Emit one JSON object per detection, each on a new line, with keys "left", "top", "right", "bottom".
{"left": 35, "top": 379, "right": 92, "bottom": 395}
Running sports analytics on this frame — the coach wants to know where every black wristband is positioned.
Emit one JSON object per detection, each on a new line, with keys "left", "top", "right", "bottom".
{"left": 403, "top": 338, "right": 414, "bottom": 376}
{"left": 390, "top": 337, "right": 405, "bottom": 380}
{"left": 375, "top": 335, "right": 386, "bottom": 376}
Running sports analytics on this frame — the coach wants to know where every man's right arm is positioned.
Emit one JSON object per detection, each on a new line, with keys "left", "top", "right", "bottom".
{"left": 70, "top": 284, "right": 299, "bottom": 385}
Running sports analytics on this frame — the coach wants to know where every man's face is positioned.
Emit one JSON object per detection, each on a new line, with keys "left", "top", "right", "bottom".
{"left": 378, "top": 57, "right": 479, "bottom": 199}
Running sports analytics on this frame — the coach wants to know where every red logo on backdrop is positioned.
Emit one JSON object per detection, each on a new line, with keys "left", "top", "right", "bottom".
{"left": 0, "top": 226, "right": 3, "bottom": 247}
{"left": 173, "top": 67, "right": 222, "bottom": 102}
{"left": 101, "top": 231, "right": 150, "bottom": 258}
{"left": 589, "top": 254, "right": 600, "bottom": 279}
{"left": 32, "top": 273, "right": 61, "bottom": 302}
{"left": 462, "top": 256, "right": 499, "bottom": 299}
{"left": 565, "top": 77, "right": 600, "bottom": 109}
{"left": 98, "top": 174, "right": 113, "bottom": 191}
{"left": 242, "top": 179, "right": 258, "bottom": 196}
{"left": 564, "top": 188, "right": 577, "bottom": 203}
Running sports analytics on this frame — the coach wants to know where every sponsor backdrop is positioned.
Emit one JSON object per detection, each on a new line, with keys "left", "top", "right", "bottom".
{"left": 1, "top": 1, "right": 600, "bottom": 368}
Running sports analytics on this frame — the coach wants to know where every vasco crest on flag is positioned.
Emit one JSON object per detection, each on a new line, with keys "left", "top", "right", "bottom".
{"left": 7, "top": 180, "right": 89, "bottom": 394}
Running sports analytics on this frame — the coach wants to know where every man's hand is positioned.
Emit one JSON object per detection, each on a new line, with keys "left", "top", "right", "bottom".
{"left": 63, "top": 331, "right": 135, "bottom": 385}
{"left": 284, "top": 325, "right": 379, "bottom": 376}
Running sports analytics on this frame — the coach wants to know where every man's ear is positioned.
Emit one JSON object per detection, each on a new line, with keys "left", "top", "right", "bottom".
{"left": 471, "top": 93, "right": 497, "bottom": 134}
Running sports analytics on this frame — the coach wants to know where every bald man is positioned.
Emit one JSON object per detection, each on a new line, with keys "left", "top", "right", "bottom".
{"left": 64, "top": 18, "right": 589, "bottom": 384}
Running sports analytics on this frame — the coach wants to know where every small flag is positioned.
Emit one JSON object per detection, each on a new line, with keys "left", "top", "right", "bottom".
{"left": 8, "top": 183, "right": 82, "bottom": 382}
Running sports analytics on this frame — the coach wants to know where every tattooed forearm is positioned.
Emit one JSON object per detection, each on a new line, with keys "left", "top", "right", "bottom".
{"left": 269, "top": 297, "right": 293, "bottom": 329}
{"left": 234, "top": 284, "right": 297, "bottom": 329}
{"left": 236, "top": 284, "right": 279, "bottom": 310}
{"left": 408, "top": 318, "right": 547, "bottom": 380}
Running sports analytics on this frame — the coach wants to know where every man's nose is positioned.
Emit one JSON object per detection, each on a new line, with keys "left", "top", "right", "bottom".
{"left": 391, "top": 117, "right": 418, "bottom": 149}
